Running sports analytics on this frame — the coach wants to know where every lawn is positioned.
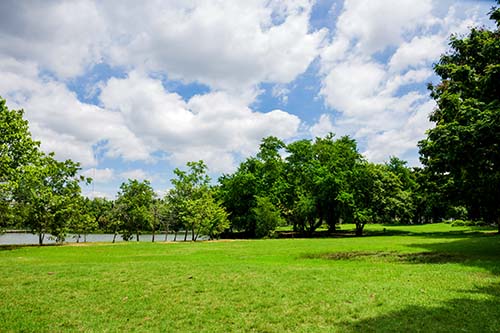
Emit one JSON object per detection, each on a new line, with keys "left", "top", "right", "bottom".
{"left": 1, "top": 223, "right": 499, "bottom": 332}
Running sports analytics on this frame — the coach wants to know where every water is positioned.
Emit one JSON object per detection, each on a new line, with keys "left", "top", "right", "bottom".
{"left": 0, "top": 232, "right": 202, "bottom": 245}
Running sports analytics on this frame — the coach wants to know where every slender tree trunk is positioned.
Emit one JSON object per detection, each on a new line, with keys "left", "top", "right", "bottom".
{"left": 191, "top": 227, "right": 195, "bottom": 242}
{"left": 136, "top": 231, "right": 140, "bottom": 242}
{"left": 112, "top": 232, "right": 117, "bottom": 243}
{"left": 184, "top": 229, "right": 188, "bottom": 241}
{"left": 152, "top": 210, "right": 156, "bottom": 242}
{"left": 174, "top": 232, "right": 177, "bottom": 242}
{"left": 38, "top": 232, "right": 44, "bottom": 246}
{"left": 164, "top": 223, "right": 169, "bottom": 241}
{"left": 76, "top": 234, "right": 80, "bottom": 243}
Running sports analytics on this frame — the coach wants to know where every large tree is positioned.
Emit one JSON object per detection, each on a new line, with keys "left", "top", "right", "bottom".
{"left": 0, "top": 98, "right": 41, "bottom": 228}
{"left": 418, "top": 4, "right": 500, "bottom": 231}
{"left": 218, "top": 137, "right": 286, "bottom": 237}
{"left": 16, "top": 154, "right": 86, "bottom": 244}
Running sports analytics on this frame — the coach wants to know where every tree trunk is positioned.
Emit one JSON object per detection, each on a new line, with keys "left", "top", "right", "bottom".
{"left": 152, "top": 211, "right": 156, "bottom": 242}
{"left": 184, "top": 229, "right": 188, "bottom": 241}
{"left": 112, "top": 233, "right": 117, "bottom": 243}
{"left": 76, "top": 234, "right": 80, "bottom": 243}
{"left": 174, "top": 232, "right": 177, "bottom": 242}
{"left": 136, "top": 229, "right": 140, "bottom": 242}
{"left": 191, "top": 228, "right": 195, "bottom": 242}
{"left": 164, "top": 224, "right": 169, "bottom": 242}
{"left": 38, "top": 232, "right": 44, "bottom": 246}
{"left": 355, "top": 223, "right": 365, "bottom": 236}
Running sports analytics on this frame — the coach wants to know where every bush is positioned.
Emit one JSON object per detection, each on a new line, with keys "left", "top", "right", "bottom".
{"left": 252, "top": 196, "right": 283, "bottom": 238}
{"left": 450, "top": 219, "right": 486, "bottom": 227}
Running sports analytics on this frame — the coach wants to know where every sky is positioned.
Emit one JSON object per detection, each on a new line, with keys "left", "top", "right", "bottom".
{"left": 0, "top": 0, "right": 496, "bottom": 198}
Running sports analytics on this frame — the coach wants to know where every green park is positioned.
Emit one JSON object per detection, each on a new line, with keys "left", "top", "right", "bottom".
{"left": 1, "top": 2, "right": 500, "bottom": 332}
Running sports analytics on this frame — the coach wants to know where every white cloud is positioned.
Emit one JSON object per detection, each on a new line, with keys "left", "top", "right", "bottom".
{"left": 0, "top": 1, "right": 106, "bottom": 79}
{"left": 0, "top": 58, "right": 150, "bottom": 166}
{"left": 310, "top": 114, "right": 335, "bottom": 138}
{"left": 81, "top": 168, "right": 115, "bottom": 183}
{"left": 103, "top": 0, "right": 326, "bottom": 92}
{"left": 388, "top": 35, "right": 446, "bottom": 72}
{"left": 119, "top": 169, "right": 150, "bottom": 181}
{"left": 318, "top": 0, "right": 492, "bottom": 164}
{"left": 100, "top": 72, "right": 301, "bottom": 172}
{"left": 0, "top": 1, "right": 326, "bottom": 92}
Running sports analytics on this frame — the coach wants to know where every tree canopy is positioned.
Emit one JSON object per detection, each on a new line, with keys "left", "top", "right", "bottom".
{"left": 419, "top": 3, "right": 500, "bottom": 230}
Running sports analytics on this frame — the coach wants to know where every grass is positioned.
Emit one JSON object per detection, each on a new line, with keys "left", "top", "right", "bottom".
{"left": 1, "top": 223, "right": 499, "bottom": 332}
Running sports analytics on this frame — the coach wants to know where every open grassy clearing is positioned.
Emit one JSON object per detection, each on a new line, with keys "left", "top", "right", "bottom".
{"left": 1, "top": 223, "right": 499, "bottom": 332}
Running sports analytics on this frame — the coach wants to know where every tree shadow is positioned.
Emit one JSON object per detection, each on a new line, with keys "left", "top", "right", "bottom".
{"left": 363, "top": 227, "right": 496, "bottom": 239}
{"left": 405, "top": 234, "right": 500, "bottom": 275}
{"left": 304, "top": 232, "right": 500, "bottom": 274}
{"left": 0, "top": 243, "right": 60, "bottom": 251}
{"left": 335, "top": 283, "right": 500, "bottom": 332}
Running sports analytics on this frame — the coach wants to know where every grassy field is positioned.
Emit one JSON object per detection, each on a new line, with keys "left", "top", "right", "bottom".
{"left": 1, "top": 223, "right": 499, "bottom": 332}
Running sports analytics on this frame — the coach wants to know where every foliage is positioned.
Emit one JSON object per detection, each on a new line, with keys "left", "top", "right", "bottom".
{"left": 419, "top": 4, "right": 500, "bottom": 231}
{"left": 219, "top": 137, "right": 286, "bottom": 237}
{"left": 115, "top": 179, "right": 155, "bottom": 241}
{"left": 66, "top": 197, "right": 99, "bottom": 242}
{"left": 168, "top": 161, "right": 229, "bottom": 240}
{"left": 252, "top": 196, "right": 284, "bottom": 238}
{"left": 184, "top": 190, "right": 230, "bottom": 240}
{"left": 15, "top": 154, "right": 86, "bottom": 244}
{"left": 0, "top": 98, "right": 41, "bottom": 228}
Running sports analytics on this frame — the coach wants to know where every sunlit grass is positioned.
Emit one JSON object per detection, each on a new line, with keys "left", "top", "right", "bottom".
{"left": 1, "top": 223, "right": 499, "bottom": 332}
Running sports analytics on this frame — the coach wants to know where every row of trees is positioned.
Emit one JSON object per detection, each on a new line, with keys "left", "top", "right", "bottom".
{"left": 0, "top": 105, "right": 230, "bottom": 244}
{"left": 218, "top": 135, "right": 456, "bottom": 237}
{"left": 1, "top": 3, "right": 499, "bottom": 242}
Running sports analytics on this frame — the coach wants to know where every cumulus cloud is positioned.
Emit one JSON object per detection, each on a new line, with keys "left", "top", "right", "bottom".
{"left": 0, "top": 0, "right": 314, "bottom": 179}
{"left": 100, "top": 72, "right": 301, "bottom": 172}
{"left": 119, "top": 169, "right": 151, "bottom": 181}
{"left": 318, "top": 0, "right": 492, "bottom": 163}
{"left": 0, "top": 0, "right": 326, "bottom": 91}
{"left": 81, "top": 168, "right": 115, "bottom": 183}
{"left": 0, "top": 58, "right": 150, "bottom": 166}
{"left": 0, "top": 1, "right": 106, "bottom": 79}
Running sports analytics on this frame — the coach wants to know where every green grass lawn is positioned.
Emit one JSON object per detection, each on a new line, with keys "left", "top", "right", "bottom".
{"left": 1, "top": 223, "right": 499, "bottom": 332}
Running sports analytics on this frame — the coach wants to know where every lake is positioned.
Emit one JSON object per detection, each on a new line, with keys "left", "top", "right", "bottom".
{"left": 0, "top": 232, "right": 200, "bottom": 245}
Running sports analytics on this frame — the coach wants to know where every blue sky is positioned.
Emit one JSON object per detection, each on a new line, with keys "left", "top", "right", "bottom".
{"left": 0, "top": 0, "right": 495, "bottom": 198}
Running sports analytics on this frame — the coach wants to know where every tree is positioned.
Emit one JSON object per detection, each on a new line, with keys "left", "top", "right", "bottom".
{"left": 183, "top": 190, "right": 230, "bottom": 241}
{"left": 115, "top": 179, "right": 155, "bottom": 241}
{"left": 66, "top": 197, "right": 98, "bottom": 243}
{"left": 169, "top": 161, "right": 230, "bottom": 241}
{"left": 0, "top": 97, "right": 41, "bottom": 229}
{"left": 16, "top": 154, "right": 86, "bottom": 244}
{"left": 219, "top": 137, "right": 286, "bottom": 237}
{"left": 418, "top": 4, "right": 500, "bottom": 232}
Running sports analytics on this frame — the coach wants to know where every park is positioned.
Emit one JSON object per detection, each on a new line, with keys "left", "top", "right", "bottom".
{"left": 1, "top": 1, "right": 500, "bottom": 331}
{"left": 1, "top": 223, "right": 499, "bottom": 331}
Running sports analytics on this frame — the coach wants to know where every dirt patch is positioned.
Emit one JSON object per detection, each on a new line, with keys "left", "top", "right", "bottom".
{"left": 303, "top": 251, "right": 467, "bottom": 264}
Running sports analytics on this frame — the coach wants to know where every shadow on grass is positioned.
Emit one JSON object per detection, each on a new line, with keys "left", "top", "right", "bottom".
{"left": 275, "top": 225, "right": 497, "bottom": 239}
{"left": 336, "top": 283, "right": 500, "bottom": 332}
{"left": 363, "top": 228, "right": 496, "bottom": 239}
{"left": 0, "top": 243, "right": 61, "bottom": 251}
{"left": 304, "top": 232, "right": 500, "bottom": 274}
{"left": 309, "top": 234, "right": 500, "bottom": 331}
